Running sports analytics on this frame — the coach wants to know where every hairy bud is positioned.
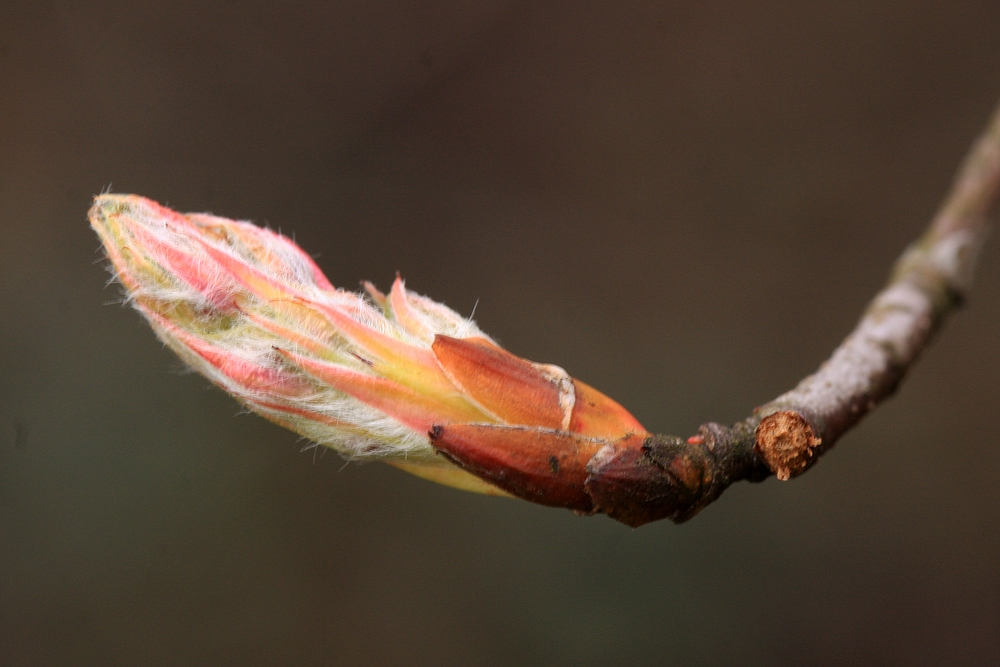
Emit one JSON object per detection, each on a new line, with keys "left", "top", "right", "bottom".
{"left": 90, "top": 194, "right": 649, "bottom": 504}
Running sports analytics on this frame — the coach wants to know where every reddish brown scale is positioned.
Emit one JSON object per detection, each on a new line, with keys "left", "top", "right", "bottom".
{"left": 429, "top": 424, "right": 603, "bottom": 511}
{"left": 584, "top": 434, "right": 714, "bottom": 527}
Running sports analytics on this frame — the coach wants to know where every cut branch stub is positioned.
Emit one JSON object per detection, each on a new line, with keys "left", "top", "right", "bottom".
{"left": 753, "top": 411, "right": 822, "bottom": 480}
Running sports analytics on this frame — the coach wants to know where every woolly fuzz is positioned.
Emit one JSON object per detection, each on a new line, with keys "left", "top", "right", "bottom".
{"left": 90, "top": 194, "right": 647, "bottom": 495}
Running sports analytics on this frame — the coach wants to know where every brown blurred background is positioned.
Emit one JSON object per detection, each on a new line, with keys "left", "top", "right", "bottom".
{"left": 2, "top": 1, "right": 1000, "bottom": 665}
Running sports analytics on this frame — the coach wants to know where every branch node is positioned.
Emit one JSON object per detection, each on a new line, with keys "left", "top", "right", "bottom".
{"left": 754, "top": 411, "right": 821, "bottom": 481}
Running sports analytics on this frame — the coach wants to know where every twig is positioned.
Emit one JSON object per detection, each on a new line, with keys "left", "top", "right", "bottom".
{"left": 592, "top": 99, "right": 1000, "bottom": 526}
{"left": 91, "top": 100, "right": 1000, "bottom": 528}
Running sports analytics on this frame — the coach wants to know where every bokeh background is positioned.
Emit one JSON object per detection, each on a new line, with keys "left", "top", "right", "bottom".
{"left": 3, "top": 2, "right": 1000, "bottom": 665}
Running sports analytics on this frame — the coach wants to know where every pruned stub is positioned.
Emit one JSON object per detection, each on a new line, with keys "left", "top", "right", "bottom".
{"left": 753, "top": 411, "right": 821, "bottom": 480}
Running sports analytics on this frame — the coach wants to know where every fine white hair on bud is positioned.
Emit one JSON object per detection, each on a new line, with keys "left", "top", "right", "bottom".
{"left": 90, "top": 194, "right": 647, "bottom": 497}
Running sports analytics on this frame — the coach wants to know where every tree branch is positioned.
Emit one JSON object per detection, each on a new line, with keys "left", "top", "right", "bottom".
{"left": 91, "top": 100, "right": 1000, "bottom": 528}
{"left": 599, "top": 99, "right": 1000, "bottom": 526}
